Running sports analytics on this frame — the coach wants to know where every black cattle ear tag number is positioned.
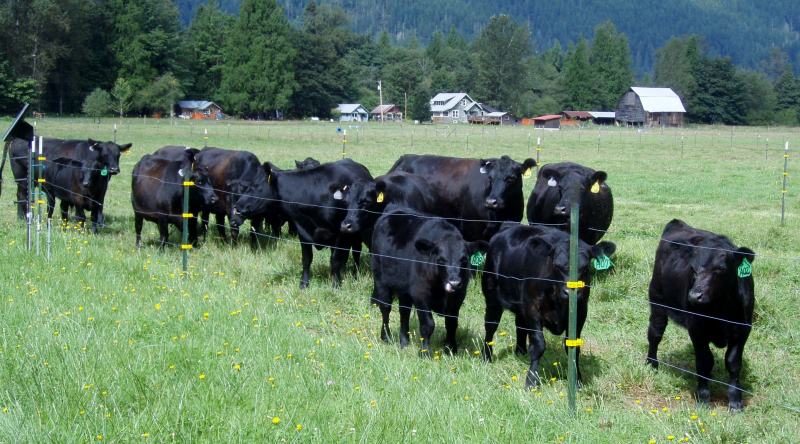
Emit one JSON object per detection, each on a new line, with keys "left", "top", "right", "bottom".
{"left": 469, "top": 251, "right": 486, "bottom": 268}
{"left": 737, "top": 258, "right": 752, "bottom": 278}
{"left": 592, "top": 253, "right": 613, "bottom": 271}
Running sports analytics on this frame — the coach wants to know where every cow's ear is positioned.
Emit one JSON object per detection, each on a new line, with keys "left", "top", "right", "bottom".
{"left": 590, "top": 241, "right": 616, "bottom": 258}
{"left": 735, "top": 247, "right": 755, "bottom": 264}
{"left": 119, "top": 143, "right": 132, "bottom": 152}
{"left": 590, "top": 170, "right": 608, "bottom": 184}
{"left": 479, "top": 159, "right": 492, "bottom": 174}
{"left": 415, "top": 239, "right": 437, "bottom": 255}
{"left": 294, "top": 160, "right": 303, "bottom": 169}
{"left": 466, "top": 240, "right": 489, "bottom": 256}
{"left": 521, "top": 158, "right": 537, "bottom": 171}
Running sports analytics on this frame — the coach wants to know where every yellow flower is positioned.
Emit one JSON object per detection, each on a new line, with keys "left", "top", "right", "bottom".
{"left": 690, "top": 414, "right": 699, "bottom": 421}
{"left": 1, "top": 406, "right": 7, "bottom": 414}
{"left": 141, "top": 432, "right": 150, "bottom": 438}
{"left": 648, "top": 440, "right": 656, "bottom": 444}
{"left": 203, "top": 312, "right": 209, "bottom": 320}
{"left": 370, "top": 400, "right": 377, "bottom": 408}
{"left": 96, "top": 435, "right": 103, "bottom": 441}
{"left": 154, "top": 303, "right": 161, "bottom": 311}
{"left": 198, "top": 373, "right": 206, "bottom": 380}
{"left": 635, "top": 399, "right": 642, "bottom": 404}
{"left": 674, "top": 395, "right": 681, "bottom": 400}
{"left": 233, "top": 363, "right": 241, "bottom": 371}
{"left": 667, "top": 435, "right": 675, "bottom": 441}
{"left": 511, "top": 375, "right": 518, "bottom": 382}
{"left": 272, "top": 416, "right": 280, "bottom": 425}
{"left": 295, "top": 424, "right": 303, "bottom": 431}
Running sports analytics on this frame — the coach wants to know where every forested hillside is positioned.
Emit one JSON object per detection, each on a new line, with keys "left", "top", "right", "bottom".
{"left": 176, "top": 0, "right": 800, "bottom": 74}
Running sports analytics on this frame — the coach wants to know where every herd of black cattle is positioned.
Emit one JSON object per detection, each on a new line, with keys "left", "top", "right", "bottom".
{"left": 1, "top": 137, "right": 756, "bottom": 410}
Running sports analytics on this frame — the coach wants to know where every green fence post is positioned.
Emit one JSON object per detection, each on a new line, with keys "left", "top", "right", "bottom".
{"left": 181, "top": 171, "right": 193, "bottom": 275}
{"left": 567, "top": 201, "right": 581, "bottom": 415}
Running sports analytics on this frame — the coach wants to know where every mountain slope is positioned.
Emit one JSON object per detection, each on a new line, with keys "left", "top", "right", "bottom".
{"left": 174, "top": 0, "right": 800, "bottom": 74}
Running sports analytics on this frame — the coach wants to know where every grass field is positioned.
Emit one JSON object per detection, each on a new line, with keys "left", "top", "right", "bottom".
{"left": 0, "top": 117, "right": 798, "bottom": 443}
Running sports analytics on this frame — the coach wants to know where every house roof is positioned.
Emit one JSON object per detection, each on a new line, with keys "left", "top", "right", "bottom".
{"left": 630, "top": 87, "right": 686, "bottom": 113}
{"left": 589, "top": 111, "right": 616, "bottom": 119}
{"left": 563, "top": 111, "right": 593, "bottom": 119}
{"left": 430, "top": 93, "right": 482, "bottom": 112}
{"left": 485, "top": 111, "right": 508, "bottom": 118}
{"left": 337, "top": 104, "right": 368, "bottom": 114}
{"left": 178, "top": 100, "right": 220, "bottom": 111}
{"left": 533, "top": 114, "right": 562, "bottom": 121}
{"left": 371, "top": 104, "right": 399, "bottom": 114}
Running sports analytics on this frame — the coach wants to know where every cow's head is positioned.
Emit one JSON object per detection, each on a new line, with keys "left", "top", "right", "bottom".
{"left": 685, "top": 237, "right": 755, "bottom": 305}
{"left": 229, "top": 162, "right": 276, "bottom": 226}
{"left": 87, "top": 139, "right": 132, "bottom": 175}
{"left": 295, "top": 157, "right": 321, "bottom": 170}
{"left": 190, "top": 165, "right": 218, "bottom": 208}
{"left": 415, "top": 230, "right": 488, "bottom": 294}
{"left": 536, "top": 164, "right": 608, "bottom": 221}
{"left": 530, "top": 231, "right": 616, "bottom": 301}
{"left": 339, "top": 179, "right": 386, "bottom": 234}
{"left": 479, "top": 155, "right": 536, "bottom": 210}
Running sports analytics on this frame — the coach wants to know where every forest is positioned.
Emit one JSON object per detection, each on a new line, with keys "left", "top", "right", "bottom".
{"left": 1, "top": 0, "right": 799, "bottom": 125}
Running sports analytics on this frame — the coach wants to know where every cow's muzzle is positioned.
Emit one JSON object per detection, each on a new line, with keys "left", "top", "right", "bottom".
{"left": 688, "top": 290, "right": 707, "bottom": 305}
{"left": 553, "top": 205, "right": 568, "bottom": 216}
{"left": 444, "top": 279, "right": 462, "bottom": 293}
{"left": 340, "top": 220, "right": 357, "bottom": 233}
{"left": 485, "top": 198, "right": 501, "bottom": 209}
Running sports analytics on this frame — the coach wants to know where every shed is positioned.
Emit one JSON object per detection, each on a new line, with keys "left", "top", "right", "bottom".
{"left": 177, "top": 100, "right": 224, "bottom": 120}
{"left": 336, "top": 104, "right": 369, "bottom": 122}
{"left": 371, "top": 104, "right": 402, "bottom": 121}
{"left": 588, "top": 111, "right": 616, "bottom": 125}
{"left": 615, "top": 87, "right": 685, "bottom": 127}
{"left": 532, "top": 114, "right": 562, "bottom": 129}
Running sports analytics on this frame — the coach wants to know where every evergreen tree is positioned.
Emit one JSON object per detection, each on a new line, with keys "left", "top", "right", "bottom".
{"left": 588, "top": 21, "right": 633, "bottom": 109}
{"left": 739, "top": 71, "right": 777, "bottom": 125}
{"left": 220, "top": 0, "right": 297, "bottom": 117}
{"left": 561, "top": 39, "right": 592, "bottom": 110}
{"left": 409, "top": 84, "right": 431, "bottom": 122}
{"left": 773, "top": 71, "right": 800, "bottom": 124}
{"left": 179, "top": 0, "right": 234, "bottom": 100}
{"left": 654, "top": 36, "right": 702, "bottom": 103}
{"left": 688, "top": 57, "right": 746, "bottom": 124}
{"left": 107, "top": 0, "right": 182, "bottom": 110}
{"left": 473, "top": 15, "right": 531, "bottom": 113}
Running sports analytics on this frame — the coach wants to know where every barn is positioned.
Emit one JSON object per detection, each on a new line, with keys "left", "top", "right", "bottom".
{"left": 177, "top": 101, "right": 224, "bottom": 120}
{"left": 615, "top": 87, "right": 685, "bottom": 127}
{"left": 531, "top": 114, "right": 561, "bottom": 129}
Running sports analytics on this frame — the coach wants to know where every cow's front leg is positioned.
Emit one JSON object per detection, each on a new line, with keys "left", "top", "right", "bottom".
{"left": 299, "top": 242, "right": 313, "bottom": 289}
{"left": 690, "top": 332, "right": 714, "bottom": 404}
{"left": 725, "top": 341, "right": 746, "bottom": 411}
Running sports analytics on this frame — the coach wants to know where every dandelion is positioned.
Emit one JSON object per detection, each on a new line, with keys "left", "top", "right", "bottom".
{"left": 690, "top": 413, "right": 699, "bottom": 421}
{"left": 96, "top": 435, "right": 103, "bottom": 441}
{"left": 168, "top": 364, "right": 175, "bottom": 370}
{"left": 553, "top": 362, "right": 559, "bottom": 366}
{"left": 272, "top": 416, "right": 280, "bottom": 425}
{"left": 648, "top": 440, "right": 656, "bottom": 444}
{"left": 233, "top": 363, "right": 241, "bottom": 372}
{"left": 141, "top": 432, "right": 150, "bottom": 438}
{"left": 662, "top": 407, "right": 669, "bottom": 412}
{"left": 198, "top": 373, "right": 206, "bottom": 380}
{"left": 710, "top": 411, "right": 717, "bottom": 417}
{"left": 635, "top": 399, "right": 642, "bottom": 404}
{"left": 296, "top": 424, "right": 303, "bottom": 431}
{"left": 203, "top": 312, "right": 209, "bottom": 320}
{"left": 487, "top": 341, "right": 495, "bottom": 346}
{"left": 154, "top": 303, "right": 161, "bottom": 311}
{"left": 463, "top": 395, "right": 470, "bottom": 401}
{"left": 585, "top": 407, "right": 593, "bottom": 413}
{"left": 674, "top": 395, "right": 681, "bottom": 400}
{"left": 667, "top": 435, "right": 675, "bottom": 441}
{"left": 511, "top": 375, "right": 518, "bottom": 382}
{"left": 370, "top": 399, "right": 377, "bottom": 408}
{"left": 2, "top": 406, "right": 7, "bottom": 414}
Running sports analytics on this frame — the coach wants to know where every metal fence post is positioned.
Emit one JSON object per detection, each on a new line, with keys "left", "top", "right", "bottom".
{"left": 35, "top": 136, "right": 43, "bottom": 255}
{"left": 181, "top": 172, "right": 194, "bottom": 275}
{"left": 782, "top": 142, "right": 789, "bottom": 226}
{"left": 342, "top": 129, "right": 347, "bottom": 159}
{"left": 566, "top": 201, "right": 581, "bottom": 415}
{"left": 536, "top": 136, "right": 542, "bottom": 172}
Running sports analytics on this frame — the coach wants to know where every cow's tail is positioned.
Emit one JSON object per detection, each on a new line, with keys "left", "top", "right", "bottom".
{"left": 0, "top": 140, "right": 9, "bottom": 198}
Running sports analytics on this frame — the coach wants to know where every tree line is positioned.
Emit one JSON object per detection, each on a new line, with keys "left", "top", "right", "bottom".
{"left": 1, "top": 0, "right": 799, "bottom": 125}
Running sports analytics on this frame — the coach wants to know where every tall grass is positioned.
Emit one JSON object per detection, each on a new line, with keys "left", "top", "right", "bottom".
{"left": 0, "top": 118, "right": 797, "bottom": 442}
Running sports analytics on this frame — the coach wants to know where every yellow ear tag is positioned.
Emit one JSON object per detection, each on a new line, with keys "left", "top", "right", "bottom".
{"left": 376, "top": 192, "right": 385, "bottom": 203}
{"left": 590, "top": 181, "right": 600, "bottom": 194}
{"left": 523, "top": 168, "right": 532, "bottom": 178}
{"left": 267, "top": 174, "right": 271, "bottom": 184}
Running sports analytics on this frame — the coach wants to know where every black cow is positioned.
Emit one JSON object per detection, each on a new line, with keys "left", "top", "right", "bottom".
{"left": 235, "top": 159, "right": 372, "bottom": 288}
{"left": 527, "top": 162, "right": 613, "bottom": 245}
{"left": 295, "top": 157, "right": 321, "bottom": 170}
{"left": 389, "top": 154, "right": 536, "bottom": 241}
{"left": 646, "top": 219, "right": 755, "bottom": 411}
{"left": 371, "top": 206, "right": 487, "bottom": 354}
{"left": 3, "top": 137, "right": 131, "bottom": 224}
{"left": 338, "top": 172, "right": 439, "bottom": 248}
{"left": 131, "top": 152, "right": 217, "bottom": 248}
{"left": 482, "top": 224, "right": 616, "bottom": 388}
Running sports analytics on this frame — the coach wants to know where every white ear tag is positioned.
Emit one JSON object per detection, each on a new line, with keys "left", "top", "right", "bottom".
{"left": 479, "top": 167, "right": 487, "bottom": 174}
{"left": 333, "top": 189, "right": 343, "bottom": 200}
{"left": 178, "top": 168, "right": 184, "bottom": 177}
{"left": 547, "top": 177, "right": 557, "bottom": 187}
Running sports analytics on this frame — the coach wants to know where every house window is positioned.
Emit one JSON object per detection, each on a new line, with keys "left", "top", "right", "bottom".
{"left": 452, "top": 110, "right": 460, "bottom": 118}
{"left": 462, "top": 99, "right": 466, "bottom": 107}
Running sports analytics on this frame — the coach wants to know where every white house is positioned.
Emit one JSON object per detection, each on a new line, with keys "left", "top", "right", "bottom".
{"left": 430, "top": 93, "right": 484, "bottom": 123}
{"left": 336, "top": 104, "right": 369, "bottom": 122}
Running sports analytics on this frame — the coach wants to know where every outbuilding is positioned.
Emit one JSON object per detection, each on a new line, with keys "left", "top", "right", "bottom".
{"left": 615, "top": 87, "right": 685, "bottom": 127}
{"left": 336, "top": 104, "right": 369, "bottom": 122}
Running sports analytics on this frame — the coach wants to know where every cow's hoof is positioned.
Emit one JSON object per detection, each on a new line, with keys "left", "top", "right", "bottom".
{"left": 696, "top": 387, "right": 711, "bottom": 404}
{"left": 299, "top": 281, "right": 309, "bottom": 290}
{"left": 728, "top": 400, "right": 744, "bottom": 412}
{"left": 443, "top": 344, "right": 457, "bottom": 356}
{"left": 645, "top": 357, "right": 658, "bottom": 369}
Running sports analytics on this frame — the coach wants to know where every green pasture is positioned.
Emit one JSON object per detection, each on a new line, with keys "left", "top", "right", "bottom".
{"left": 0, "top": 118, "right": 798, "bottom": 442}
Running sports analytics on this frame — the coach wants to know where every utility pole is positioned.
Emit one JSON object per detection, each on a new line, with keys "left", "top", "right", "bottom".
{"left": 378, "top": 80, "right": 384, "bottom": 123}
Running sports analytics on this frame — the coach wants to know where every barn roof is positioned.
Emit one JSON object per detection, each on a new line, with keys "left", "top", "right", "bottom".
{"left": 630, "top": 87, "right": 686, "bottom": 113}
{"left": 178, "top": 100, "right": 220, "bottom": 111}
{"left": 371, "top": 104, "right": 398, "bottom": 114}
{"left": 563, "top": 111, "right": 593, "bottom": 119}
{"left": 589, "top": 111, "right": 615, "bottom": 119}
{"left": 430, "top": 93, "right": 481, "bottom": 112}
{"left": 533, "top": 114, "right": 562, "bottom": 121}
{"left": 337, "top": 104, "right": 368, "bottom": 114}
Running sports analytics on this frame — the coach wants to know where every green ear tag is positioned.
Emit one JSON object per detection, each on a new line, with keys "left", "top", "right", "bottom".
{"left": 100, "top": 167, "right": 108, "bottom": 177}
{"left": 469, "top": 251, "right": 486, "bottom": 268}
{"left": 592, "top": 253, "right": 613, "bottom": 271}
{"left": 737, "top": 258, "right": 752, "bottom": 278}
